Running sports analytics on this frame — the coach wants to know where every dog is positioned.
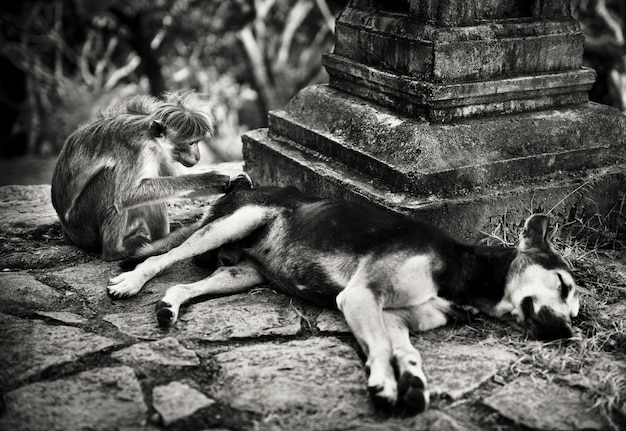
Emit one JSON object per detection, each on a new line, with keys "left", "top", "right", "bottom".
{"left": 107, "top": 183, "right": 580, "bottom": 414}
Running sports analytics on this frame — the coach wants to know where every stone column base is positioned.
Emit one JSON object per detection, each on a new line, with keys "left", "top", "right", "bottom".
{"left": 242, "top": 85, "right": 626, "bottom": 240}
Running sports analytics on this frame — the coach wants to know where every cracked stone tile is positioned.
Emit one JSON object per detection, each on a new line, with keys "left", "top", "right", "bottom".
{"left": 340, "top": 409, "right": 480, "bottom": 431}
{"left": 213, "top": 337, "right": 368, "bottom": 415}
{"left": 177, "top": 289, "right": 302, "bottom": 341}
{"left": 417, "top": 337, "right": 518, "bottom": 399}
{"left": 35, "top": 310, "right": 89, "bottom": 325}
{"left": 112, "top": 337, "right": 200, "bottom": 366}
{"left": 104, "top": 289, "right": 302, "bottom": 341}
{"left": 483, "top": 376, "right": 607, "bottom": 431}
{"left": 0, "top": 272, "right": 63, "bottom": 311}
{"left": 0, "top": 366, "right": 148, "bottom": 431}
{"left": 0, "top": 312, "right": 122, "bottom": 388}
{"left": 152, "top": 381, "right": 215, "bottom": 425}
{"left": 0, "top": 185, "right": 58, "bottom": 235}
{"left": 316, "top": 309, "right": 349, "bottom": 333}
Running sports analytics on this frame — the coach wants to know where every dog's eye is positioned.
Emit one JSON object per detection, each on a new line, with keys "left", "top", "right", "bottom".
{"left": 557, "top": 274, "right": 570, "bottom": 300}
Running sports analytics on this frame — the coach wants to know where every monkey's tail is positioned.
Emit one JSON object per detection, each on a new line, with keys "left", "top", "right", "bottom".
{"left": 119, "top": 220, "right": 202, "bottom": 271}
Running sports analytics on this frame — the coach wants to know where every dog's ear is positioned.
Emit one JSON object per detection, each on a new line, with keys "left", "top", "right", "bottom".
{"left": 518, "top": 214, "right": 553, "bottom": 252}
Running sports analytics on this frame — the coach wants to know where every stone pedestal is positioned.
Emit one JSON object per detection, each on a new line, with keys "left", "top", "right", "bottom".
{"left": 243, "top": 0, "right": 626, "bottom": 239}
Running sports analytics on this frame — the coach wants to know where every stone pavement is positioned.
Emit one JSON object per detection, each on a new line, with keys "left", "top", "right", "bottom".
{"left": 0, "top": 163, "right": 621, "bottom": 431}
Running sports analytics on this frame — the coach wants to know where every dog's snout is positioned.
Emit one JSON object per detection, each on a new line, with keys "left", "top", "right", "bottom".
{"left": 525, "top": 305, "right": 573, "bottom": 341}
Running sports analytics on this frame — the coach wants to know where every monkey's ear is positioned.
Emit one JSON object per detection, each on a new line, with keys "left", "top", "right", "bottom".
{"left": 149, "top": 120, "right": 166, "bottom": 138}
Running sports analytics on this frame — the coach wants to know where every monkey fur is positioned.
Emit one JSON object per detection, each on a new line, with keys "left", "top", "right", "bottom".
{"left": 51, "top": 90, "right": 233, "bottom": 261}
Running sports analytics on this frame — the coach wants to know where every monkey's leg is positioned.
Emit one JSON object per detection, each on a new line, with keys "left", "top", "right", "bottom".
{"left": 155, "top": 261, "right": 264, "bottom": 327}
{"left": 107, "top": 205, "right": 276, "bottom": 298}
{"left": 117, "top": 171, "right": 232, "bottom": 210}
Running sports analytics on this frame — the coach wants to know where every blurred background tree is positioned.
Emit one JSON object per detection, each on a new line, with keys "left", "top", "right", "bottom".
{"left": 0, "top": 0, "right": 345, "bottom": 162}
{"left": 0, "top": 0, "right": 624, "bottom": 165}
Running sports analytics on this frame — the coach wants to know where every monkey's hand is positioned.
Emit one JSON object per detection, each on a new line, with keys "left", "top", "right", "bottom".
{"left": 107, "top": 269, "right": 148, "bottom": 298}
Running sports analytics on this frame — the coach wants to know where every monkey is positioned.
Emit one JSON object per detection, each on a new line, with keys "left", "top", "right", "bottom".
{"left": 51, "top": 90, "right": 239, "bottom": 261}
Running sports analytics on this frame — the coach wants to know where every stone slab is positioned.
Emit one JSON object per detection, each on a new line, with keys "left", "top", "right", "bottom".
{"left": 417, "top": 338, "right": 517, "bottom": 399}
{"left": 177, "top": 289, "right": 302, "bottom": 341}
{"left": 35, "top": 310, "right": 89, "bottom": 325}
{"left": 0, "top": 272, "right": 64, "bottom": 311}
{"left": 0, "top": 366, "right": 148, "bottom": 431}
{"left": 213, "top": 337, "right": 368, "bottom": 415}
{"left": 112, "top": 337, "right": 200, "bottom": 366}
{"left": 269, "top": 85, "right": 624, "bottom": 196}
{"left": 0, "top": 312, "right": 122, "bottom": 388}
{"left": 483, "top": 376, "right": 607, "bottom": 431}
{"left": 104, "top": 289, "right": 302, "bottom": 341}
{"left": 152, "top": 381, "right": 215, "bottom": 425}
{"left": 345, "top": 409, "right": 480, "bottom": 431}
{"left": 316, "top": 309, "right": 349, "bottom": 333}
{"left": 0, "top": 185, "right": 58, "bottom": 235}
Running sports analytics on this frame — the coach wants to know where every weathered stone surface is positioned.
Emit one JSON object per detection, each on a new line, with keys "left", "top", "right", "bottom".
{"left": 0, "top": 366, "right": 148, "bottom": 431}
{"left": 0, "top": 185, "right": 58, "bottom": 235}
{"left": 177, "top": 289, "right": 303, "bottom": 341}
{"left": 213, "top": 337, "right": 368, "bottom": 414}
{"left": 152, "top": 381, "right": 215, "bottom": 425}
{"left": 419, "top": 338, "right": 517, "bottom": 399}
{"left": 0, "top": 312, "right": 122, "bottom": 388}
{"left": 112, "top": 337, "right": 200, "bottom": 366}
{"left": 50, "top": 261, "right": 129, "bottom": 305}
{"left": 0, "top": 272, "right": 63, "bottom": 311}
{"left": 103, "top": 309, "right": 166, "bottom": 340}
{"left": 345, "top": 409, "right": 480, "bottom": 431}
{"left": 316, "top": 308, "right": 349, "bottom": 333}
{"left": 35, "top": 310, "right": 89, "bottom": 325}
{"left": 483, "top": 376, "right": 607, "bottom": 431}
{"left": 105, "top": 290, "right": 302, "bottom": 341}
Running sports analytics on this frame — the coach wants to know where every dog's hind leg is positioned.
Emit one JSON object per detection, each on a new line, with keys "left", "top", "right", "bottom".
{"left": 336, "top": 263, "right": 397, "bottom": 410}
{"left": 107, "top": 205, "right": 276, "bottom": 298}
{"left": 383, "top": 310, "right": 429, "bottom": 415}
{"left": 156, "top": 261, "right": 264, "bottom": 327}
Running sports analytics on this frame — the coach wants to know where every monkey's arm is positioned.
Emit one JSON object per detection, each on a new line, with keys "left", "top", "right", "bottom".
{"left": 115, "top": 171, "right": 231, "bottom": 211}
{"left": 55, "top": 157, "right": 115, "bottom": 222}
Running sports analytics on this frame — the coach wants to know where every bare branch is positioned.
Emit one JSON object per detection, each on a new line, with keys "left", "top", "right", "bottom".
{"left": 314, "top": 0, "right": 335, "bottom": 33}
{"left": 104, "top": 55, "right": 141, "bottom": 90}
{"left": 276, "top": 0, "right": 314, "bottom": 69}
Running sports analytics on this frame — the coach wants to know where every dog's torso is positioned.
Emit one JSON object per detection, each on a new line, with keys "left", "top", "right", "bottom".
{"left": 202, "top": 186, "right": 513, "bottom": 320}
{"left": 111, "top": 184, "right": 580, "bottom": 414}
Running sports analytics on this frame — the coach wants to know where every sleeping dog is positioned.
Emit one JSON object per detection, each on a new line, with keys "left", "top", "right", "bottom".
{"left": 107, "top": 184, "right": 580, "bottom": 414}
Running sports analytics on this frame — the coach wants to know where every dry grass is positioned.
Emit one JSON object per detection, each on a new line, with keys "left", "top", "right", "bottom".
{"left": 479, "top": 193, "right": 626, "bottom": 430}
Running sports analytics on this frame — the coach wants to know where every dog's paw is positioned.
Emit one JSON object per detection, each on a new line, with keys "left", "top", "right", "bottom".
{"left": 107, "top": 272, "right": 144, "bottom": 298}
{"left": 397, "top": 372, "right": 429, "bottom": 415}
{"left": 155, "top": 301, "right": 178, "bottom": 327}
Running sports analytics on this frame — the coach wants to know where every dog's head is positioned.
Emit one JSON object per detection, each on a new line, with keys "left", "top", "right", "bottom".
{"left": 494, "top": 214, "right": 580, "bottom": 340}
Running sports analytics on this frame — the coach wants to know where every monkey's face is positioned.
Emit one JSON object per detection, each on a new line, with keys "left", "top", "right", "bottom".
{"left": 172, "top": 140, "right": 202, "bottom": 167}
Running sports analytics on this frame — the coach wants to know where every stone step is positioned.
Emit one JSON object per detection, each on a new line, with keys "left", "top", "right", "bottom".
{"left": 243, "top": 126, "right": 625, "bottom": 240}
{"left": 267, "top": 85, "right": 625, "bottom": 201}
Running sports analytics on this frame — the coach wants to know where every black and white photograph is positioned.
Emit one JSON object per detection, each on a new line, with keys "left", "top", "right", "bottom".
{"left": 0, "top": 1, "right": 624, "bottom": 430}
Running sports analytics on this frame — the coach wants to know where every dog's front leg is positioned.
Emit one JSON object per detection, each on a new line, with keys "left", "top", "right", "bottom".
{"left": 107, "top": 205, "right": 274, "bottom": 298}
{"left": 156, "top": 261, "right": 265, "bottom": 327}
{"left": 336, "top": 273, "right": 396, "bottom": 410}
{"left": 383, "top": 310, "right": 429, "bottom": 414}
